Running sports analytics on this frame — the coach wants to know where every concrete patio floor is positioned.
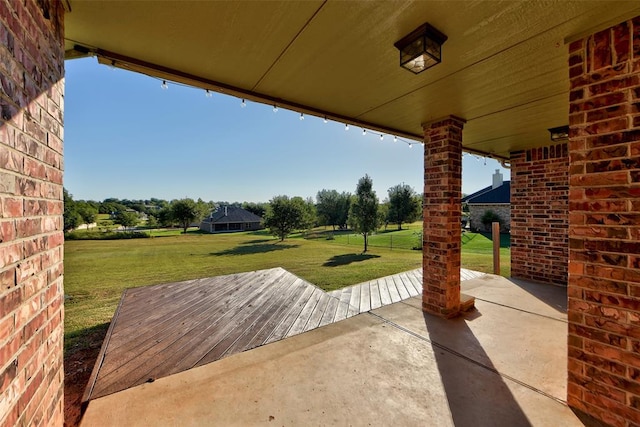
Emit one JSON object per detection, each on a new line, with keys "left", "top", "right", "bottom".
{"left": 81, "top": 274, "right": 582, "bottom": 426}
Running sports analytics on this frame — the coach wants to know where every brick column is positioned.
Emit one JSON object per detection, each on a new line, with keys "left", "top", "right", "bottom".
{"left": 0, "top": 1, "right": 65, "bottom": 426}
{"left": 422, "top": 116, "right": 465, "bottom": 318}
{"left": 510, "top": 144, "right": 569, "bottom": 286}
{"left": 567, "top": 17, "right": 640, "bottom": 427}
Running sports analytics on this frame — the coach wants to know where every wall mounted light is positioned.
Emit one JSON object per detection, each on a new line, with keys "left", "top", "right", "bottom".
{"left": 548, "top": 125, "right": 569, "bottom": 141}
{"left": 394, "top": 23, "right": 447, "bottom": 74}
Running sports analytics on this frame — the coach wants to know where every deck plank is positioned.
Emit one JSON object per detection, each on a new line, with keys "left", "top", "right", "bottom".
{"left": 378, "top": 278, "right": 392, "bottom": 306}
{"left": 265, "top": 284, "right": 316, "bottom": 344}
{"left": 319, "top": 296, "right": 341, "bottom": 327}
{"left": 370, "top": 280, "right": 382, "bottom": 310}
{"left": 348, "top": 285, "right": 361, "bottom": 317}
{"left": 393, "top": 274, "right": 411, "bottom": 300}
{"left": 359, "top": 282, "right": 371, "bottom": 312}
{"left": 286, "top": 288, "right": 323, "bottom": 337}
{"left": 219, "top": 274, "right": 302, "bottom": 358}
{"left": 303, "top": 291, "right": 332, "bottom": 331}
{"left": 334, "top": 287, "right": 353, "bottom": 321}
{"left": 244, "top": 278, "right": 309, "bottom": 349}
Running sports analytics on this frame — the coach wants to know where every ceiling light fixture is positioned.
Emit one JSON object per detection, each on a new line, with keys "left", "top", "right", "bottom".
{"left": 394, "top": 23, "right": 447, "bottom": 74}
{"left": 548, "top": 125, "right": 569, "bottom": 141}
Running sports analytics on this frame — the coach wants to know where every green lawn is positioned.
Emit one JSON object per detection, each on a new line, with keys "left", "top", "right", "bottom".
{"left": 461, "top": 231, "right": 511, "bottom": 277}
{"left": 63, "top": 227, "right": 509, "bottom": 354}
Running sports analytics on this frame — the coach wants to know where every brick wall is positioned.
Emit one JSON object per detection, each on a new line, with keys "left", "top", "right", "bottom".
{"left": 510, "top": 144, "right": 569, "bottom": 286}
{"left": 422, "top": 116, "right": 464, "bottom": 318}
{"left": 467, "top": 203, "right": 510, "bottom": 232}
{"left": 567, "top": 17, "right": 640, "bottom": 427}
{"left": 0, "top": 1, "right": 65, "bottom": 426}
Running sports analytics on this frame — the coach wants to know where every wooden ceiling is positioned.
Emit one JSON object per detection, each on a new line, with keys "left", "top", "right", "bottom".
{"left": 64, "top": 1, "right": 640, "bottom": 159}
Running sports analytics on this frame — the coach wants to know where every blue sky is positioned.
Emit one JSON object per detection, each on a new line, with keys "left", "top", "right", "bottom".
{"left": 64, "top": 58, "right": 510, "bottom": 203}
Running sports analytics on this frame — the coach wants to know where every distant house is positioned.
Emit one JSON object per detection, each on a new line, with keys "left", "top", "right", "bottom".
{"left": 199, "top": 206, "right": 263, "bottom": 233}
{"left": 462, "top": 169, "right": 510, "bottom": 232}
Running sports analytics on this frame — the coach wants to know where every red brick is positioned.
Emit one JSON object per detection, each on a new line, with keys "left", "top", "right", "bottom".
{"left": 569, "top": 19, "right": 640, "bottom": 426}
{"left": 422, "top": 116, "right": 463, "bottom": 317}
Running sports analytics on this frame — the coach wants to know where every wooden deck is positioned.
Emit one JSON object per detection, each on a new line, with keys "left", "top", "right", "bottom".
{"left": 84, "top": 267, "right": 485, "bottom": 402}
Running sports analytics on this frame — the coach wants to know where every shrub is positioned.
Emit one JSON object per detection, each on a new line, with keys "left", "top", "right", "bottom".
{"left": 481, "top": 210, "right": 502, "bottom": 229}
{"left": 65, "top": 230, "right": 150, "bottom": 240}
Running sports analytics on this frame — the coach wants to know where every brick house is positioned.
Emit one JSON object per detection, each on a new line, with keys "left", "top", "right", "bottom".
{"left": 199, "top": 206, "right": 263, "bottom": 233}
{"left": 462, "top": 169, "right": 510, "bottom": 232}
{"left": 2, "top": 2, "right": 640, "bottom": 426}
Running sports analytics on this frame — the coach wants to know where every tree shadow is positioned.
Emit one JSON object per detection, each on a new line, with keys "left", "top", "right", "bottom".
{"left": 323, "top": 253, "right": 380, "bottom": 267}
{"left": 239, "top": 239, "right": 274, "bottom": 245}
{"left": 211, "top": 243, "right": 299, "bottom": 256}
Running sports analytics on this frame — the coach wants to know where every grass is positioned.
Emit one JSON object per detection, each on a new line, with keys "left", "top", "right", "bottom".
{"left": 63, "top": 226, "right": 510, "bottom": 354}
{"left": 461, "top": 231, "right": 511, "bottom": 277}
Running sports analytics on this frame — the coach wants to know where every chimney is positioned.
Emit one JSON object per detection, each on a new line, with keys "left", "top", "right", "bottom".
{"left": 492, "top": 169, "right": 503, "bottom": 189}
{"left": 224, "top": 206, "right": 228, "bottom": 216}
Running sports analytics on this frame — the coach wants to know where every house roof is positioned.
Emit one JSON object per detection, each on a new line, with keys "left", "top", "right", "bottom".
{"left": 63, "top": 2, "right": 640, "bottom": 159}
{"left": 462, "top": 182, "right": 511, "bottom": 204}
{"left": 204, "top": 206, "right": 262, "bottom": 224}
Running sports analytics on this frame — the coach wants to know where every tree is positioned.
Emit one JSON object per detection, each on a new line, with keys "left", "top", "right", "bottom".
{"left": 63, "top": 188, "right": 82, "bottom": 231}
{"left": 297, "top": 196, "right": 317, "bottom": 231}
{"left": 263, "top": 195, "right": 308, "bottom": 241}
{"left": 196, "top": 198, "right": 214, "bottom": 221}
{"left": 146, "top": 214, "right": 158, "bottom": 229}
{"left": 157, "top": 207, "right": 174, "bottom": 227}
{"left": 242, "top": 201, "right": 268, "bottom": 218}
{"left": 114, "top": 210, "right": 138, "bottom": 231}
{"left": 171, "top": 198, "right": 199, "bottom": 233}
{"left": 316, "top": 189, "right": 351, "bottom": 230}
{"left": 348, "top": 175, "right": 380, "bottom": 252}
{"left": 75, "top": 201, "right": 98, "bottom": 225}
{"left": 386, "top": 183, "right": 420, "bottom": 230}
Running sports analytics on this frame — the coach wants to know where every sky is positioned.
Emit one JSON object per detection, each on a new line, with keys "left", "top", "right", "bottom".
{"left": 64, "top": 58, "right": 510, "bottom": 204}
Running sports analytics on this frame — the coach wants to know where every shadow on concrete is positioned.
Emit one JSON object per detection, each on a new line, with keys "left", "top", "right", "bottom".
{"left": 508, "top": 277, "right": 567, "bottom": 313}
{"left": 423, "top": 310, "right": 532, "bottom": 426}
{"left": 323, "top": 253, "right": 380, "bottom": 267}
{"left": 210, "top": 243, "right": 299, "bottom": 256}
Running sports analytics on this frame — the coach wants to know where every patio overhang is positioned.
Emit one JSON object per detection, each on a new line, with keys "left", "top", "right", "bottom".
{"left": 63, "top": 1, "right": 640, "bottom": 159}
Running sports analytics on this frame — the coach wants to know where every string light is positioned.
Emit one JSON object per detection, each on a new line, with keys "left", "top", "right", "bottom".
{"left": 345, "top": 123, "right": 349, "bottom": 131}
{"left": 205, "top": 89, "right": 212, "bottom": 98}
{"left": 394, "top": 136, "right": 398, "bottom": 143}
{"left": 408, "top": 143, "right": 413, "bottom": 149}
{"left": 161, "top": 80, "right": 168, "bottom": 90}
{"left": 323, "top": 116, "right": 328, "bottom": 123}
{"left": 362, "top": 128, "right": 366, "bottom": 136}
{"left": 241, "top": 99, "right": 246, "bottom": 108}
{"left": 273, "top": 105, "right": 278, "bottom": 113}
{"left": 380, "top": 134, "right": 384, "bottom": 141}
{"left": 484, "top": 157, "right": 487, "bottom": 165}
{"left": 300, "top": 113, "right": 304, "bottom": 120}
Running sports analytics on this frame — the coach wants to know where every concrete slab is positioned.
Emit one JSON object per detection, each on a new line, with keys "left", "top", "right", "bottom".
{"left": 461, "top": 274, "right": 567, "bottom": 321}
{"left": 82, "top": 274, "right": 580, "bottom": 427}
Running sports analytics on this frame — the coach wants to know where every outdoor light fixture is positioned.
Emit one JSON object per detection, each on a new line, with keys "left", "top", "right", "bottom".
{"left": 548, "top": 125, "right": 569, "bottom": 141}
{"left": 394, "top": 23, "right": 447, "bottom": 74}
